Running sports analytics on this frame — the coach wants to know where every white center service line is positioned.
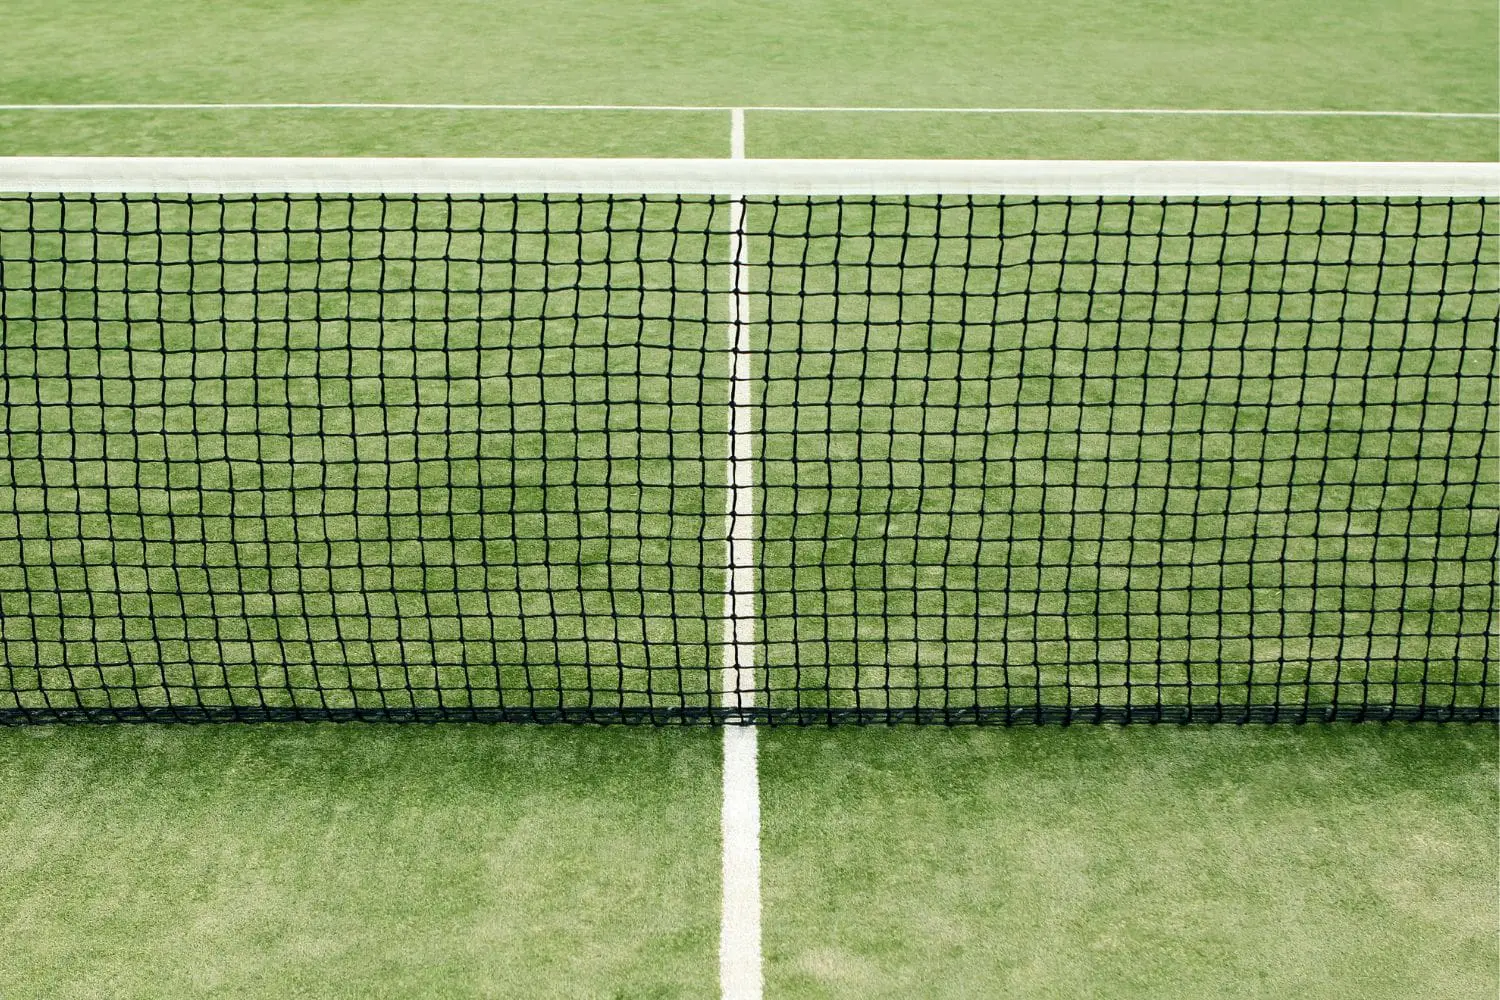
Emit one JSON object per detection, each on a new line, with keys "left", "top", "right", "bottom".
{"left": 0, "top": 102, "right": 1493, "bottom": 119}
{"left": 719, "top": 107, "right": 763, "bottom": 1000}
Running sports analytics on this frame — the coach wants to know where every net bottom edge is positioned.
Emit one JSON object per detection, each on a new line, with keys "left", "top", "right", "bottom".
{"left": 1, "top": 704, "right": 1494, "bottom": 726}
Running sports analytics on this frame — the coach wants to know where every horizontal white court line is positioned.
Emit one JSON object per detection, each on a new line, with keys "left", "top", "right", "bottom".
{"left": 1, "top": 157, "right": 1496, "bottom": 197}
{"left": 0, "top": 102, "right": 1495, "bottom": 119}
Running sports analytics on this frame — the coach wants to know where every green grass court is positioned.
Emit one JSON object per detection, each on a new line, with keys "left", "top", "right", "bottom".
{"left": 4, "top": 724, "right": 1494, "bottom": 998}
{"left": 1, "top": 0, "right": 1498, "bottom": 996}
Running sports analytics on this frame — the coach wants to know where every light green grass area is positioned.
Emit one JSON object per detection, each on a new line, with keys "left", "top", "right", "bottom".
{"left": 761, "top": 725, "right": 1499, "bottom": 999}
{"left": 0, "top": 724, "right": 721, "bottom": 998}
{"left": 6, "top": 0, "right": 1495, "bottom": 109}
{"left": 0, "top": 0, "right": 1495, "bottom": 159}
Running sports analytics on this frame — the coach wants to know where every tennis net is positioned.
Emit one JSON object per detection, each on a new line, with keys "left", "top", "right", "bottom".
{"left": 0, "top": 157, "right": 1495, "bottom": 724}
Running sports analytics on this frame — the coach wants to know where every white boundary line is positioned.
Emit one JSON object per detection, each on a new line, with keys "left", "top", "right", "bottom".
{"left": 719, "top": 108, "right": 763, "bottom": 1000}
{"left": 0, "top": 102, "right": 1494, "bottom": 119}
{"left": 3, "top": 157, "right": 1495, "bottom": 197}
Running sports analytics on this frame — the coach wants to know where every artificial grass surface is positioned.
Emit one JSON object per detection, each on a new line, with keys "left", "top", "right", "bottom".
{"left": 0, "top": 724, "right": 720, "bottom": 999}
{"left": 760, "top": 724, "right": 1499, "bottom": 999}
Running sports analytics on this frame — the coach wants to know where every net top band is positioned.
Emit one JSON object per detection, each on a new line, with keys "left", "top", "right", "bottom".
{"left": 1, "top": 157, "right": 1496, "bottom": 196}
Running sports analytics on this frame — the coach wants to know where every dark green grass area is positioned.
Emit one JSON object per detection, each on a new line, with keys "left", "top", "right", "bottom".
{"left": 760, "top": 725, "right": 1500, "bottom": 999}
{"left": 0, "top": 109, "right": 734, "bottom": 159}
{"left": 0, "top": 0, "right": 1494, "bottom": 159}
{"left": 0, "top": 724, "right": 721, "bottom": 998}
{"left": 3, "top": 109, "right": 1496, "bottom": 163}
{"left": 755, "top": 196, "right": 1499, "bottom": 720}
{"left": 1, "top": 194, "right": 1496, "bottom": 722}
{"left": 749, "top": 111, "right": 1500, "bottom": 162}
{"left": 0, "top": 194, "right": 730, "bottom": 720}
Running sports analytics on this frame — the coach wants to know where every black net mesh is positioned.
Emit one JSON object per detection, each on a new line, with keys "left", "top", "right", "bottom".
{"left": 0, "top": 191, "right": 1494, "bottom": 723}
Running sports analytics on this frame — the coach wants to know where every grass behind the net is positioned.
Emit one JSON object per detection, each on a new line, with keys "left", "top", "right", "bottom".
{"left": 0, "top": 194, "right": 729, "bottom": 720}
{"left": 755, "top": 197, "right": 1497, "bottom": 721}
{"left": 0, "top": 193, "right": 1495, "bottom": 721}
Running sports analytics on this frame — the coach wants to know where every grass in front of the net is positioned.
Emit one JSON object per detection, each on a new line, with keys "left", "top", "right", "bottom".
{"left": 0, "top": 723, "right": 721, "bottom": 999}
{"left": 760, "top": 723, "right": 1499, "bottom": 1000}
{"left": 756, "top": 196, "right": 1498, "bottom": 721}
